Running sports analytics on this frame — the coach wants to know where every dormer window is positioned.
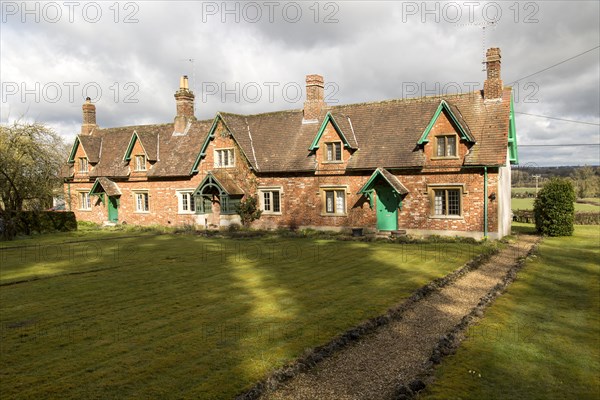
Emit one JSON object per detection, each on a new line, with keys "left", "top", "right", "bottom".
{"left": 214, "top": 148, "right": 235, "bottom": 168}
{"left": 325, "top": 142, "right": 342, "bottom": 162}
{"left": 135, "top": 155, "right": 147, "bottom": 171}
{"left": 79, "top": 157, "right": 88, "bottom": 173}
{"left": 435, "top": 135, "right": 457, "bottom": 158}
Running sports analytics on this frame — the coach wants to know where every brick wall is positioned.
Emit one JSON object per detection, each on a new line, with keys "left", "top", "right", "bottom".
{"left": 66, "top": 116, "right": 502, "bottom": 237}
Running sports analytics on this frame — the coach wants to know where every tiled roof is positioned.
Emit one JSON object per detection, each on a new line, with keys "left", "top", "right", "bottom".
{"left": 65, "top": 88, "right": 511, "bottom": 178}
{"left": 91, "top": 177, "right": 122, "bottom": 196}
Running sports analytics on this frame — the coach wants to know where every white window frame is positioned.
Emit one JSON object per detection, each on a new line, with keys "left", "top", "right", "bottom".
{"left": 258, "top": 187, "right": 283, "bottom": 215}
{"left": 321, "top": 186, "right": 347, "bottom": 216}
{"left": 79, "top": 157, "right": 88, "bottom": 173}
{"left": 135, "top": 154, "right": 147, "bottom": 171}
{"left": 133, "top": 190, "right": 149, "bottom": 213}
{"left": 177, "top": 190, "right": 196, "bottom": 214}
{"left": 214, "top": 148, "right": 235, "bottom": 168}
{"left": 79, "top": 191, "right": 91, "bottom": 210}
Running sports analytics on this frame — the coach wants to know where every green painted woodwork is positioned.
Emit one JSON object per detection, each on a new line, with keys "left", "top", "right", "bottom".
{"left": 375, "top": 184, "right": 399, "bottom": 231}
{"left": 67, "top": 137, "right": 80, "bottom": 163}
{"left": 508, "top": 94, "right": 519, "bottom": 164}
{"left": 417, "top": 100, "right": 476, "bottom": 145}
{"left": 108, "top": 196, "right": 119, "bottom": 222}
{"left": 308, "top": 112, "right": 355, "bottom": 151}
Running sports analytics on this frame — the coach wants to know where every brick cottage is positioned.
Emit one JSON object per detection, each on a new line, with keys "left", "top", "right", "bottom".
{"left": 63, "top": 48, "right": 518, "bottom": 239}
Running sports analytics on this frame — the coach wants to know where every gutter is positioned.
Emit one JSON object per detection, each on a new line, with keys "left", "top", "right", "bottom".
{"left": 484, "top": 166, "right": 488, "bottom": 239}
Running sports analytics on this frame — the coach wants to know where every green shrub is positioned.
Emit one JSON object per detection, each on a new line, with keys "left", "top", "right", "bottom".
{"left": 236, "top": 196, "right": 262, "bottom": 227}
{"left": 534, "top": 178, "right": 575, "bottom": 236}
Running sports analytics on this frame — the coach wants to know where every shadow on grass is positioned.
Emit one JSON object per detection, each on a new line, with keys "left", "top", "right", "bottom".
{"left": 0, "top": 233, "right": 493, "bottom": 399}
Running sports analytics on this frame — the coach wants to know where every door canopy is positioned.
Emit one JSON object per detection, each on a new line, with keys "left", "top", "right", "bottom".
{"left": 89, "top": 177, "right": 122, "bottom": 197}
{"left": 194, "top": 171, "right": 244, "bottom": 214}
{"left": 358, "top": 168, "right": 409, "bottom": 208}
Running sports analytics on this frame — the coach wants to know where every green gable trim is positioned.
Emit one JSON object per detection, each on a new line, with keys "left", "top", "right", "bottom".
{"left": 67, "top": 136, "right": 81, "bottom": 163}
{"left": 357, "top": 168, "right": 403, "bottom": 195}
{"left": 190, "top": 113, "right": 257, "bottom": 174}
{"left": 123, "top": 131, "right": 140, "bottom": 161}
{"left": 190, "top": 115, "right": 221, "bottom": 173}
{"left": 508, "top": 94, "right": 519, "bottom": 165}
{"left": 417, "top": 100, "right": 475, "bottom": 145}
{"left": 89, "top": 178, "right": 104, "bottom": 195}
{"left": 308, "top": 112, "right": 355, "bottom": 151}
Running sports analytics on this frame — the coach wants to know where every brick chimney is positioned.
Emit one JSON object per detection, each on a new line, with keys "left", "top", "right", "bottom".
{"left": 484, "top": 47, "right": 503, "bottom": 102}
{"left": 174, "top": 75, "right": 195, "bottom": 133}
{"left": 81, "top": 97, "right": 97, "bottom": 135}
{"left": 303, "top": 74, "right": 326, "bottom": 121}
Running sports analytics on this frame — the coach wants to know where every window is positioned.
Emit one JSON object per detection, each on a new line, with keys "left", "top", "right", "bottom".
{"left": 435, "top": 135, "right": 457, "bottom": 157}
{"left": 214, "top": 149, "right": 235, "bottom": 167}
{"left": 79, "top": 192, "right": 91, "bottom": 210}
{"left": 432, "top": 188, "right": 461, "bottom": 217}
{"left": 134, "top": 192, "right": 149, "bottom": 212}
{"left": 79, "top": 157, "right": 88, "bottom": 173}
{"left": 260, "top": 189, "right": 281, "bottom": 214}
{"left": 322, "top": 188, "right": 346, "bottom": 215}
{"left": 178, "top": 191, "right": 196, "bottom": 213}
{"left": 325, "top": 142, "right": 342, "bottom": 162}
{"left": 135, "top": 155, "right": 146, "bottom": 171}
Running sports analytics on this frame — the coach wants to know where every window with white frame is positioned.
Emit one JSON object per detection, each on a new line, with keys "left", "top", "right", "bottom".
{"left": 431, "top": 187, "right": 462, "bottom": 217}
{"left": 259, "top": 188, "right": 282, "bottom": 214}
{"left": 79, "top": 157, "right": 88, "bottom": 173}
{"left": 134, "top": 191, "right": 149, "bottom": 212}
{"left": 325, "top": 142, "right": 342, "bottom": 162}
{"left": 135, "top": 154, "right": 147, "bottom": 171}
{"left": 178, "top": 191, "right": 196, "bottom": 213}
{"left": 322, "top": 188, "right": 346, "bottom": 215}
{"left": 214, "top": 148, "right": 235, "bottom": 167}
{"left": 79, "top": 192, "right": 91, "bottom": 210}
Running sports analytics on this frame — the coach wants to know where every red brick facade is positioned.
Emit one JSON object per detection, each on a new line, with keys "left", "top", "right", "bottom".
{"left": 64, "top": 49, "right": 515, "bottom": 239}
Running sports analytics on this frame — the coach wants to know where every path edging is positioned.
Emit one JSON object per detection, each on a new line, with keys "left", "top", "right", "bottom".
{"left": 236, "top": 246, "right": 500, "bottom": 400}
{"left": 392, "top": 236, "right": 541, "bottom": 399}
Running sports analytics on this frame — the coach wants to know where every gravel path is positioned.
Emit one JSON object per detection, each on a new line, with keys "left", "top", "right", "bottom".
{"left": 261, "top": 235, "right": 539, "bottom": 400}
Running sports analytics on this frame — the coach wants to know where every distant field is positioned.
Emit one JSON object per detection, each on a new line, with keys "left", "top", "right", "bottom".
{"left": 512, "top": 197, "right": 600, "bottom": 212}
{"left": 511, "top": 187, "right": 537, "bottom": 195}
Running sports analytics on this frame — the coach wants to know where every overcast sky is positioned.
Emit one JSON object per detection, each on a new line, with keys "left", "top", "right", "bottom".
{"left": 1, "top": 0, "right": 599, "bottom": 166}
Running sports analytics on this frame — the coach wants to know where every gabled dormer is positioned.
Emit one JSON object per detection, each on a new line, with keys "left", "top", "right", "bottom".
{"left": 68, "top": 135, "right": 102, "bottom": 179}
{"left": 124, "top": 131, "right": 160, "bottom": 176}
{"left": 191, "top": 113, "right": 254, "bottom": 174}
{"left": 309, "top": 112, "right": 358, "bottom": 174}
{"left": 124, "top": 131, "right": 149, "bottom": 176}
{"left": 417, "top": 100, "right": 475, "bottom": 164}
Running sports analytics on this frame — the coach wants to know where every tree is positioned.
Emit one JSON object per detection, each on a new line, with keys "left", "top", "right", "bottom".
{"left": 570, "top": 165, "right": 599, "bottom": 199}
{"left": 236, "top": 196, "right": 262, "bottom": 227}
{"left": 533, "top": 178, "right": 575, "bottom": 236}
{"left": 0, "top": 121, "right": 67, "bottom": 238}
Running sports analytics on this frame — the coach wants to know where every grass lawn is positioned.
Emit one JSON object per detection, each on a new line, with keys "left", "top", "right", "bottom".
{"left": 512, "top": 197, "right": 600, "bottom": 212}
{"left": 420, "top": 225, "right": 600, "bottom": 400}
{"left": 0, "top": 232, "right": 489, "bottom": 399}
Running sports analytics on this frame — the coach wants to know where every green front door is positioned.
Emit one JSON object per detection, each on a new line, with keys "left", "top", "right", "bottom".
{"left": 108, "top": 196, "right": 119, "bottom": 222}
{"left": 376, "top": 184, "right": 399, "bottom": 230}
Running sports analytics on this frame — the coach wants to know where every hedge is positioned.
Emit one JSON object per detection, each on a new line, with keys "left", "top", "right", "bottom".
{"left": 0, "top": 211, "right": 77, "bottom": 240}
{"left": 513, "top": 210, "right": 598, "bottom": 225}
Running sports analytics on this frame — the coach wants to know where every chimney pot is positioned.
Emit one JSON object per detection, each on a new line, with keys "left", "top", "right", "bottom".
{"left": 484, "top": 47, "right": 503, "bottom": 101}
{"left": 303, "top": 74, "right": 326, "bottom": 121}
{"left": 81, "top": 98, "right": 97, "bottom": 135}
{"left": 174, "top": 75, "right": 195, "bottom": 133}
